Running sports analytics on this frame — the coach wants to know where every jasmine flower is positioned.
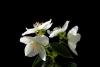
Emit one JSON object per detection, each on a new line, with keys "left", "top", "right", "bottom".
{"left": 20, "top": 35, "right": 49, "bottom": 61}
{"left": 22, "top": 19, "right": 53, "bottom": 36}
{"left": 49, "top": 21, "right": 69, "bottom": 38}
{"left": 67, "top": 26, "right": 81, "bottom": 55}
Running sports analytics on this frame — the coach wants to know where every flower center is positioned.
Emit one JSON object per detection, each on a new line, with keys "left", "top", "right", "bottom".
{"left": 58, "top": 32, "right": 66, "bottom": 39}
{"left": 35, "top": 29, "right": 46, "bottom": 36}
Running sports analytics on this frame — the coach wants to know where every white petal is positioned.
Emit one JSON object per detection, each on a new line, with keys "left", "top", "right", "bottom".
{"left": 40, "top": 19, "right": 52, "bottom": 30}
{"left": 49, "top": 21, "right": 69, "bottom": 38}
{"left": 43, "top": 23, "right": 53, "bottom": 30}
{"left": 35, "top": 35, "right": 49, "bottom": 46}
{"left": 62, "top": 21, "right": 69, "bottom": 31}
{"left": 53, "top": 27, "right": 61, "bottom": 31}
{"left": 67, "top": 33, "right": 81, "bottom": 55}
{"left": 20, "top": 36, "right": 34, "bottom": 45}
{"left": 39, "top": 46, "right": 46, "bottom": 61}
{"left": 68, "top": 33, "right": 81, "bottom": 44}
{"left": 22, "top": 28, "right": 37, "bottom": 36}
{"left": 68, "top": 26, "right": 78, "bottom": 35}
{"left": 68, "top": 41, "right": 78, "bottom": 55}
{"left": 67, "top": 25, "right": 81, "bottom": 55}
{"left": 47, "top": 30, "right": 51, "bottom": 35}
{"left": 49, "top": 29, "right": 62, "bottom": 38}
{"left": 24, "top": 43, "right": 39, "bottom": 57}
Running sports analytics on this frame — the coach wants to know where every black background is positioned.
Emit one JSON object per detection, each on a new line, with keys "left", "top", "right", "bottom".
{"left": 1, "top": 0, "right": 98, "bottom": 67}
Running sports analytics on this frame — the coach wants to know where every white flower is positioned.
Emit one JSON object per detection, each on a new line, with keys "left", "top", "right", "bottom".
{"left": 20, "top": 35, "right": 49, "bottom": 61}
{"left": 49, "top": 21, "right": 69, "bottom": 38}
{"left": 22, "top": 19, "right": 53, "bottom": 36}
{"left": 67, "top": 26, "right": 81, "bottom": 55}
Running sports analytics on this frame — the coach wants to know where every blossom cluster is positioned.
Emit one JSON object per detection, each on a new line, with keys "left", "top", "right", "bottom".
{"left": 20, "top": 19, "right": 81, "bottom": 66}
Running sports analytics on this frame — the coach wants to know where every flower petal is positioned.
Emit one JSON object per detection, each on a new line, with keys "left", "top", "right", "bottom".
{"left": 40, "top": 19, "right": 52, "bottom": 30}
{"left": 24, "top": 43, "right": 39, "bottom": 57}
{"left": 62, "top": 21, "right": 69, "bottom": 31}
{"left": 35, "top": 35, "right": 49, "bottom": 46}
{"left": 68, "top": 33, "right": 81, "bottom": 44}
{"left": 67, "top": 33, "right": 81, "bottom": 55}
{"left": 68, "top": 41, "right": 78, "bottom": 55}
{"left": 43, "top": 22, "right": 53, "bottom": 30}
{"left": 67, "top": 26, "right": 81, "bottom": 55}
{"left": 20, "top": 36, "right": 34, "bottom": 45}
{"left": 22, "top": 28, "right": 37, "bottom": 36}
{"left": 47, "top": 30, "right": 51, "bottom": 35}
{"left": 68, "top": 26, "right": 78, "bottom": 35}
{"left": 49, "top": 21, "right": 69, "bottom": 38}
{"left": 53, "top": 27, "right": 61, "bottom": 31}
{"left": 39, "top": 45, "right": 46, "bottom": 61}
{"left": 49, "top": 29, "right": 62, "bottom": 38}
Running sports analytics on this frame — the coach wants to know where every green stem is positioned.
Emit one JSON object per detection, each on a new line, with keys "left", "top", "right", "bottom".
{"left": 45, "top": 47, "right": 56, "bottom": 64}
{"left": 51, "top": 56, "right": 55, "bottom": 63}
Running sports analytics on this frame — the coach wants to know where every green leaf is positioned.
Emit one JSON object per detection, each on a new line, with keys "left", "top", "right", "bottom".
{"left": 50, "top": 42, "right": 73, "bottom": 59}
{"left": 32, "top": 55, "right": 42, "bottom": 67}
